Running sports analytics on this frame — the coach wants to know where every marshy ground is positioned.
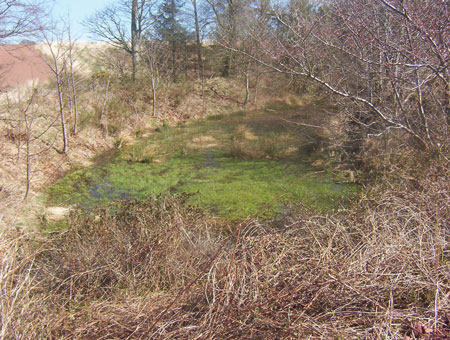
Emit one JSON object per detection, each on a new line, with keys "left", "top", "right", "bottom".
{"left": 46, "top": 98, "right": 358, "bottom": 222}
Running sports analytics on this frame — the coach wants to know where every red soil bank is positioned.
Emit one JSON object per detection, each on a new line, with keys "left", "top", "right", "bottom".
{"left": 0, "top": 44, "right": 53, "bottom": 90}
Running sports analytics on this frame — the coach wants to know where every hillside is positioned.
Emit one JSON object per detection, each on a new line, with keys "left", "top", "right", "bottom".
{"left": 0, "top": 44, "right": 52, "bottom": 89}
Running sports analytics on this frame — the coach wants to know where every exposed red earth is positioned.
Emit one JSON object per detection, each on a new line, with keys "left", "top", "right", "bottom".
{"left": 0, "top": 44, "right": 52, "bottom": 90}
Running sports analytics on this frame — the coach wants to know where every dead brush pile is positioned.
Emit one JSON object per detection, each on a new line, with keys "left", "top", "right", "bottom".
{"left": 174, "top": 163, "right": 449, "bottom": 339}
{"left": 1, "top": 163, "right": 449, "bottom": 339}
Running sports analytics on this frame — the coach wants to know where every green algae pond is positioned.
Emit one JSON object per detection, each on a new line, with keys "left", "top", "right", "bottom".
{"left": 46, "top": 103, "right": 358, "bottom": 221}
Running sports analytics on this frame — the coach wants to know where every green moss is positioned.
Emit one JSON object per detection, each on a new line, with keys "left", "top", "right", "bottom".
{"left": 46, "top": 105, "right": 359, "bottom": 221}
{"left": 42, "top": 220, "right": 70, "bottom": 233}
{"left": 46, "top": 169, "right": 98, "bottom": 205}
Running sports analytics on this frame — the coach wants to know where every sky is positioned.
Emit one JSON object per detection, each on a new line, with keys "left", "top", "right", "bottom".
{"left": 52, "top": 0, "right": 112, "bottom": 41}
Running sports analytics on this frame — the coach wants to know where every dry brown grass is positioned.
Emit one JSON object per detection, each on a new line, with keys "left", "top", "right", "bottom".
{"left": 1, "top": 158, "right": 448, "bottom": 339}
{"left": 0, "top": 229, "right": 48, "bottom": 339}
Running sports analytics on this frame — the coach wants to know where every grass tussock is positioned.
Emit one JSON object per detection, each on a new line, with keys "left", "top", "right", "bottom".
{"left": 1, "top": 161, "right": 449, "bottom": 339}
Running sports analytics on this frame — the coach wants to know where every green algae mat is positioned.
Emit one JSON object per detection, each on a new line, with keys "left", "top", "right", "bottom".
{"left": 47, "top": 104, "right": 358, "bottom": 221}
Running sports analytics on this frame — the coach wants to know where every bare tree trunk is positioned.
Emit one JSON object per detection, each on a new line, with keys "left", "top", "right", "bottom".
{"left": 68, "top": 49, "right": 79, "bottom": 136}
{"left": 131, "top": 0, "right": 138, "bottom": 82}
{"left": 22, "top": 93, "right": 35, "bottom": 200}
{"left": 171, "top": 0, "right": 177, "bottom": 80}
{"left": 151, "top": 74, "right": 157, "bottom": 118}
{"left": 244, "top": 71, "right": 250, "bottom": 106}
{"left": 65, "top": 23, "right": 79, "bottom": 136}
{"left": 172, "top": 41, "right": 177, "bottom": 80}
{"left": 71, "top": 73, "right": 78, "bottom": 135}
{"left": 56, "top": 70, "right": 68, "bottom": 154}
{"left": 54, "top": 50, "right": 68, "bottom": 153}
{"left": 192, "top": 0, "right": 202, "bottom": 78}
{"left": 24, "top": 127, "right": 31, "bottom": 200}
{"left": 100, "top": 75, "right": 111, "bottom": 121}
{"left": 17, "top": 128, "right": 22, "bottom": 164}
{"left": 405, "top": 25, "right": 433, "bottom": 145}
{"left": 201, "top": 67, "right": 206, "bottom": 114}
{"left": 66, "top": 71, "right": 73, "bottom": 119}
{"left": 184, "top": 43, "right": 188, "bottom": 80}
{"left": 44, "top": 31, "right": 69, "bottom": 153}
{"left": 225, "top": 0, "right": 237, "bottom": 77}
{"left": 254, "top": 72, "right": 260, "bottom": 105}
{"left": 192, "top": 0, "right": 206, "bottom": 114}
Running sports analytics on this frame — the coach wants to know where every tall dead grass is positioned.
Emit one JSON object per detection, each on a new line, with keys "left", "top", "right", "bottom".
{"left": 1, "top": 161, "right": 449, "bottom": 339}
{"left": 0, "top": 229, "right": 49, "bottom": 339}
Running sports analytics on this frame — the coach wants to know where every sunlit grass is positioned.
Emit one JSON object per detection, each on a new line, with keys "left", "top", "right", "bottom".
{"left": 46, "top": 103, "right": 358, "bottom": 221}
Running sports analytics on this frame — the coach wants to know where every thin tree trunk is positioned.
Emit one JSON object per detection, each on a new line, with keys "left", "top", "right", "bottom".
{"left": 192, "top": 0, "right": 206, "bottom": 114}
{"left": 244, "top": 71, "right": 250, "bottom": 106}
{"left": 171, "top": 0, "right": 177, "bottom": 80}
{"left": 100, "top": 75, "right": 111, "bottom": 121}
{"left": 67, "top": 25, "right": 79, "bottom": 135}
{"left": 192, "top": 0, "right": 202, "bottom": 78}
{"left": 131, "top": 0, "right": 138, "bottom": 82}
{"left": 72, "top": 78, "right": 78, "bottom": 135}
{"left": 24, "top": 129, "right": 31, "bottom": 199}
{"left": 66, "top": 72, "right": 73, "bottom": 119}
{"left": 56, "top": 70, "right": 68, "bottom": 153}
{"left": 201, "top": 65, "right": 206, "bottom": 114}
{"left": 151, "top": 74, "right": 157, "bottom": 118}
{"left": 17, "top": 122, "right": 22, "bottom": 164}
{"left": 23, "top": 92, "right": 35, "bottom": 200}
{"left": 172, "top": 41, "right": 177, "bottom": 80}
{"left": 254, "top": 73, "right": 260, "bottom": 105}
{"left": 405, "top": 24, "right": 432, "bottom": 145}
{"left": 184, "top": 43, "right": 188, "bottom": 80}
{"left": 45, "top": 36, "right": 68, "bottom": 154}
{"left": 225, "top": 0, "right": 237, "bottom": 77}
{"left": 70, "top": 61, "right": 78, "bottom": 135}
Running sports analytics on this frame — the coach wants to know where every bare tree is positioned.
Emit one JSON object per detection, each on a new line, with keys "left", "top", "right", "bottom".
{"left": 131, "top": 0, "right": 139, "bottom": 81}
{"left": 142, "top": 39, "right": 170, "bottom": 118}
{"left": 0, "top": 0, "right": 53, "bottom": 199}
{"left": 2, "top": 88, "right": 57, "bottom": 199}
{"left": 207, "top": 0, "right": 265, "bottom": 106}
{"left": 22, "top": 91, "right": 36, "bottom": 199}
{"left": 42, "top": 28, "right": 69, "bottom": 153}
{"left": 231, "top": 0, "right": 449, "bottom": 151}
{"left": 189, "top": 0, "right": 207, "bottom": 112}
{"left": 85, "top": 0, "right": 155, "bottom": 81}
{"left": 0, "top": 0, "right": 47, "bottom": 41}
{"left": 66, "top": 24, "right": 80, "bottom": 135}
{"left": 191, "top": 0, "right": 205, "bottom": 81}
{"left": 207, "top": 0, "right": 249, "bottom": 77}
{"left": 100, "top": 74, "right": 112, "bottom": 122}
